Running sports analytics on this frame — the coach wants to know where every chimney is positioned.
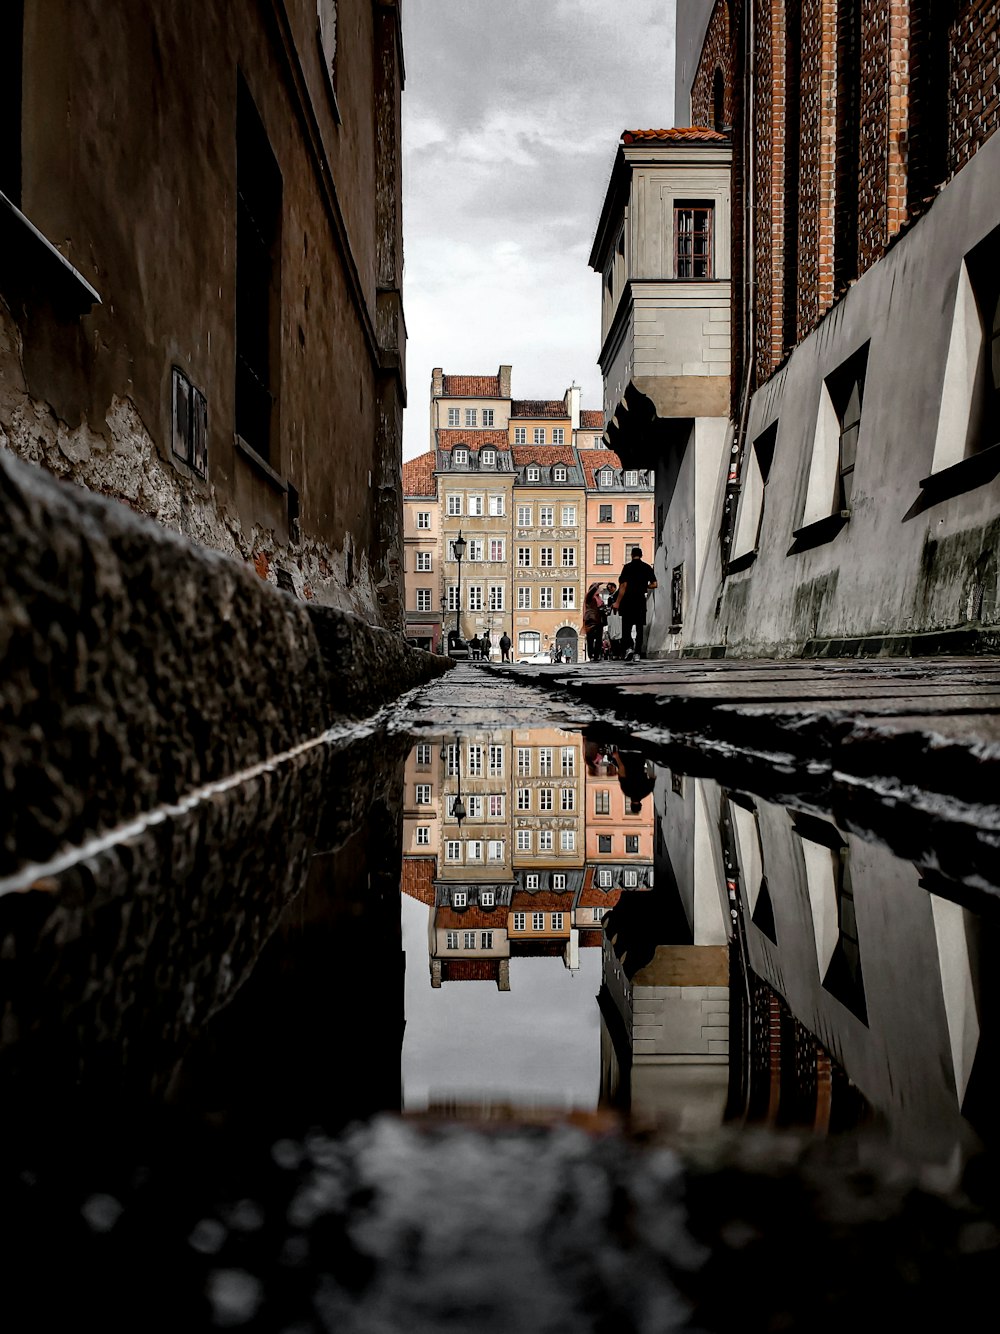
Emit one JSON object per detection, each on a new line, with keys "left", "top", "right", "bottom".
{"left": 431, "top": 367, "right": 444, "bottom": 398}
{"left": 566, "top": 383, "right": 581, "bottom": 429}
{"left": 498, "top": 364, "right": 512, "bottom": 399}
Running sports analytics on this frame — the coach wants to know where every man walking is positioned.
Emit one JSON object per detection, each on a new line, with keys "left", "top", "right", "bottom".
{"left": 499, "top": 631, "right": 512, "bottom": 663}
{"left": 611, "top": 547, "right": 657, "bottom": 660}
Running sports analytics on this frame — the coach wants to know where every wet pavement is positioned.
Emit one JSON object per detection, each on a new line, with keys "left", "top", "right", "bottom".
{"left": 2, "top": 663, "right": 999, "bottom": 1330}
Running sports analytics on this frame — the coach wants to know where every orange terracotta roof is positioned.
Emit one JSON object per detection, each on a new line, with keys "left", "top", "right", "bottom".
{"left": 436, "top": 906, "right": 507, "bottom": 929}
{"left": 512, "top": 445, "right": 577, "bottom": 469}
{"left": 441, "top": 960, "right": 504, "bottom": 982}
{"left": 402, "top": 857, "right": 437, "bottom": 906}
{"left": 437, "top": 430, "right": 510, "bottom": 452}
{"left": 442, "top": 374, "right": 504, "bottom": 397}
{"left": 578, "top": 930, "right": 605, "bottom": 948}
{"left": 623, "top": 127, "right": 730, "bottom": 143}
{"left": 510, "top": 891, "right": 576, "bottom": 911}
{"left": 403, "top": 451, "right": 437, "bottom": 497}
{"left": 580, "top": 450, "right": 623, "bottom": 488}
{"left": 578, "top": 885, "right": 623, "bottom": 908}
{"left": 510, "top": 400, "right": 570, "bottom": 419}
{"left": 579, "top": 410, "right": 605, "bottom": 429}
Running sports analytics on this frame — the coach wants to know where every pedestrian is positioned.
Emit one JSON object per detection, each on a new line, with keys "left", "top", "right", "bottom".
{"left": 469, "top": 634, "right": 482, "bottom": 661}
{"left": 610, "top": 548, "right": 657, "bottom": 660}
{"left": 609, "top": 745, "right": 656, "bottom": 814}
{"left": 482, "top": 629, "right": 492, "bottom": 661}
{"left": 582, "top": 582, "right": 607, "bottom": 662}
{"left": 499, "top": 631, "right": 512, "bottom": 662}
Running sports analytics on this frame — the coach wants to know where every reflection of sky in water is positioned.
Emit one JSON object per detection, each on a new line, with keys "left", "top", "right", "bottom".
{"left": 401, "top": 892, "right": 603, "bottom": 1112}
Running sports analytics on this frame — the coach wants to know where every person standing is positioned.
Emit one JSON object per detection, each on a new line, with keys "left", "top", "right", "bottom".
{"left": 469, "top": 634, "right": 482, "bottom": 661}
{"left": 582, "top": 583, "right": 607, "bottom": 662}
{"left": 499, "top": 631, "right": 512, "bottom": 662}
{"left": 611, "top": 548, "right": 657, "bottom": 660}
{"left": 482, "top": 629, "right": 492, "bottom": 661}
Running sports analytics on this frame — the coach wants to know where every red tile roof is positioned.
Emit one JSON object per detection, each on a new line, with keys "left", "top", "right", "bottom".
{"left": 436, "top": 906, "right": 507, "bottom": 929}
{"left": 510, "top": 891, "right": 577, "bottom": 911}
{"left": 441, "top": 959, "right": 503, "bottom": 982}
{"left": 437, "top": 430, "right": 510, "bottom": 452}
{"left": 578, "top": 930, "right": 605, "bottom": 948}
{"left": 578, "top": 886, "right": 623, "bottom": 908}
{"left": 580, "top": 450, "right": 623, "bottom": 488}
{"left": 579, "top": 410, "right": 605, "bottom": 429}
{"left": 403, "top": 452, "right": 437, "bottom": 497}
{"left": 510, "top": 400, "right": 570, "bottom": 419}
{"left": 512, "top": 445, "right": 577, "bottom": 469}
{"left": 402, "top": 857, "right": 437, "bottom": 905}
{"left": 442, "top": 375, "right": 504, "bottom": 398}
{"left": 623, "top": 127, "right": 730, "bottom": 143}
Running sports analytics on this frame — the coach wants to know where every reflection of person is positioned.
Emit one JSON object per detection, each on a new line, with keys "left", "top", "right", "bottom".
{"left": 611, "top": 548, "right": 657, "bottom": 660}
{"left": 582, "top": 583, "right": 607, "bottom": 662}
{"left": 610, "top": 746, "right": 655, "bottom": 813}
{"left": 499, "top": 632, "right": 512, "bottom": 662}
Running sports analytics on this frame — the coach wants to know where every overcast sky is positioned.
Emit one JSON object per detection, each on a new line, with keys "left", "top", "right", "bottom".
{"left": 400, "top": 0, "right": 677, "bottom": 460}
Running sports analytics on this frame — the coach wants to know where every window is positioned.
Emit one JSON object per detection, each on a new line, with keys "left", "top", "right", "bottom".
{"left": 468, "top": 494, "right": 484, "bottom": 516}
{"left": 489, "top": 745, "right": 504, "bottom": 775}
{"left": 624, "top": 471, "right": 638, "bottom": 487}
{"left": 552, "top": 873, "right": 566, "bottom": 889}
{"left": 538, "top": 830, "right": 553, "bottom": 851}
{"left": 482, "top": 409, "right": 495, "bottom": 427}
{"left": 467, "top": 745, "right": 483, "bottom": 776}
{"left": 624, "top": 870, "right": 638, "bottom": 887}
{"left": 517, "top": 587, "right": 531, "bottom": 609}
{"left": 538, "top": 748, "right": 553, "bottom": 775}
{"left": 446, "top": 932, "right": 459, "bottom": 950}
{"left": 532, "top": 912, "right": 545, "bottom": 931}
{"left": 517, "top": 829, "right": 531, "bottom": 850}
{"left": 468, "top": 586, "right": 483, "bottom": 612}
{"left": 595, "top": 790, "right": 610, "bottom": 814}
{"left": 517, "top": 749, "right": 531, "bottom": 776}
{"left": 416, "top": 551, "right": 432, "bottom": 571}
{"left": 834, "top": 359, "right": 865, "bottom": 510}
{"left": 538, "top": 588, "right": 553, "bottom": 608}
{"left": 674, "top": 203, "right": 714, "bottom": 278}
{"left": 553, "top": 428, "right": 564, "bottom": 445}
{"left": 517, "top": 505, "right": 532, "bottom": 526}
{"left": 446, "top": 743, "right": 460, "bottom": 776}
{"left": 625, "top": 835, "right": 640, "bottom": 856}
{"left": 445, "top": 840, "right": 461, "bottom": 861}
{"left": 801, "top": 344, "right": 869, "bottom": 532}
{"left": 599, "top": 504, "right": 612, "bottom": 523}
{"left": 540, "top": 547, "right": 554, "bottom": 567}
{"left": 482, "top": 449, "right": 496, "bottom": 468}
{"left": 487, "top": 584, "right": 503, "bottom": 612}
{"left": 446, "top": 586, "right": 459, "bottom": 611}
{"left": 594, "top": 435, "right": 603, "bottom": 448}
{"left": 539, "top": 507, "right": 554, "bottom": 527}
{"left": 467, "top": 840, "right": 483, "bottom": 860}
{"left": 533, "top": 428, "right": 545, "bottom": 445}
{"left": 560, "top": 830, "right": 575, "bottom": 851}
{"left": 561, "top": 506, "right": 576, "bottom": 526}
{"left": 518, "top": 631, "right": 540, "bottom": 656}
{"left": 453, "top": 890, "right": 467, "bottom": 907}
{"left": 416, "top": 589, "right": 432, "bottom": 611}
{"left": 488, "top": 494, "right": 504, "bottom": 518}
{"left": 489, "top": 794, "right": 505, "bottom": 818}
{"left": 553, "top": 466, "right": 566, "bottom": 482}
{"left": 416, "top": 511, "right": 431, "bottom": 529}
{"left": 598, "top": 835, "right": 612, "bottom": 854}
{"left": 517, "top": 547, "right": 531, "bottom": 567}
{"left": 561, "top": 748, "right": 575, "bottom": 776}
{"left": 489, "top": 538, "right": 505, "bottom": 561}
{"left": 454, "top": 448, "right": 468, "bottom": 467}
{"left": 595, "top": 543, "right": 611, "bottom": 565}
{"left": 481, "top": 891, "right": 495, "bottom": 907}
{"left": 560, "top": 788, "right": 575, "bottom": 811}
{"left": 447, "top": 407, "right": 460, "bottom": 426}
{"left": 447, "top": 495, "right": 462, "bottom": 516}
{"left": 626, "top": 504, "right": 640, "bottom": 523}
{"left": 236, "top": 77, "right": 282, "bottom": 466}
{"left": 472, "top": 540, "right": 487, "bottom": 562}
{"left": 465, "top": 409, "right": 477, "bottom": 427}
{"left": 488, "top": 840, "right": 504, "bottom": 861}
{"left": 513, "top": 912, "right": 526, "bottom": 931}
{"left": 416, "top": 743, "right": 431, "bottom": 766}
{"left": 552, "top": 913, "right": 564, "bottom": 930}
{"left": 481, "top": 931, "right": 494, "bottom": 949}
{"left": 415, "top": 784, "right": 431, "bottom": 804}
{"left": 598, "top": 868, "right": 612, "bottom": 886}
{"left": 561, "top": 547, "right": 576, "bottom": 567}
{"left": 526, "top": 874, "right": 539, "bottom": 889}
{"left": 527, "top": 465, "right": 540, "bottom": 481}
{"left": 416, "top": 826, "right": 429, "bottom": 845}
{"left": 515, "top": 428, "right": 527, "bottom": 445}
{"left": 599, "top": 469, "right": 614, "bottom": 488}
{"left": 561, "top": 587, "right": 575, "bottom": 609}
{"left": 538, "top": 789, "right": 553, "bottom": 811}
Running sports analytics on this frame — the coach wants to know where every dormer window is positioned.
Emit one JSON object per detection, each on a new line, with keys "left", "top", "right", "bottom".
{"left": 527, "top": 466, "right": 540, "bottom": 481}
{"left": 453, "top": 890, "right": 467, "bottom": 907}
{"left": 453, "top": 447, "right": 468, "bottom": 467}
{"left": 481, "top": 448, "right": 496, "bottom": 467}
{"left": 624, "top": 470, "right": 638, "bottom": 486}
{"left": 553, "top": 466, "right": 567, "bottom": 482}
{"left": 599, "top": 468, "right": 614, "bottom": 488}
{"left": 481, "top": 890, "right": 495, "bottom": 907}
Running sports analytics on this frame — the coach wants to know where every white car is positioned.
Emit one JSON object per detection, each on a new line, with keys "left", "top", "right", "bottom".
{"left": 519, "top": 651, "right": 563, "bottom": 664}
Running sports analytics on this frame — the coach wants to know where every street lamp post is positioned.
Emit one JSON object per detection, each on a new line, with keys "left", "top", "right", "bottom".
{"left": 441, "top": 736, "right": 466, "bottom": 828}
{"left": 452, "top": 530, "right": 467, "bottom": 639}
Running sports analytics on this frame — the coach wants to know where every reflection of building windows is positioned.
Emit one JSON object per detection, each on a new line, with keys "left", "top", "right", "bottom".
{"left": 453, "top": 890, "right": 467, "bottom": 907}
{"left": 445, "top": 840, "right": 461, "bottom": 861}
{"left": 599, "top": 504, "right": 613, "bottom": 522}
{"left": 517, "top": 830, "right": 531, "bottom": 851}
{"left": 489, "top": 745, "right": 504, "bottom": 776}
{"left": 463, "top": 931, "right": 476, "bottom": 948}
{"left": 483, "top": 409, "right": 494, "bottom": 426}
{"left": 595, "top": 543, "right": 611, "bottom": 565}
{"left": 517, "top": 787, "right": 531, "bottom": 810}
{"left": 518, "top": 631, "right": 540, "bottom": 656}
{"left": 553, "top": 429, "right": 565, "bottom": 445}
{"left": 595, "top": 790, "right": 610, "bottom": 815}
{"left": 517, "top": 506, "right": 532, "bottom": 526}
{"left": 447, "top": 495, "right": 462, "bottom": 516}
{"left": 624, "top": 870, "right": 638, "bottom": 887}
{"left": 416, "top": 552, "right": 432, "bottom": 572}
{"left": 794, "top": 815, "right": 868, "bottom": 1024}
{"left": 561, "top": 587, "right": 575, "bottom": 608}
{"left": 561, "top": 547, "right": 576, "bottom": 567}
{"left": 481, "top": 931, "right": 494, "bottom": 949}
{"left": 446, "top": 744, "right": 459, "bottom": 776}
{"left": 626, "top": 504, "right": 640, "bottom": 523}
{"left": 538, "top": 789, "right": 553, "bottom": 811}
{"left": 552, "top": 874, "right": 566, "bottom": 890}
{"left": 539, "top": 749, "right": 553, "bottom": 775}
{"left": 598, "top": 835, "right": 612, "bottom": 854}
{"left": 534, "top": 428, "right": 546, "bottom": 445}
{"left": 560, "top": 788, "right": 575, "bottom": 811}
{"left": 540, "top": 507, "right": 554, "bottom": 527}
{"left": 467, "top": 745, "right": 483, "bottom": 776}
{"left": 415, "top": 743, "right": 431, "bottom": 766}
{"left": 552, "top": 912, "right": 564, "bottom": 930}
{"left": 598, "top": 868, "right": 612, "bottom": 887}
{"left": 454, "top": 448, "right": 468, "bottom": 467}
{"left": 415, "top": 784, "right": 431, "bottom": 804}
{"left": 416, "top": 589, "right": 432, "bottom": 612}
{"left": 561, "top": 748, "right": 575, "bottom": 775}
{"left": 488, "top": 840, "right": 504, "bottom": 861}
{"left": 446, "top": 932, "right": 459, "bottom": 949}
{"left": 540, "top": 547, "right": 554, "bottom": 567}
{"left": 554, "top": 466, "right": 567, "bottom": 482}
{"left": 539, "top": 588, "right": 553, "bottom": 609}
{"left": 467, "top": 840, "right": 483, "bottom": 861}
{"left": 447, "top": 408, "right": 460, "bottom": 426}
{"left": 481, "top": 891, "right": 495, "bottom": 907}
{"left": 517, "top": 547, "right": 531, "bottom": 567}
{"left": 417, "top": 511, "right": 431, "bottom": 529}
{"left": 560, "top": 830, "right": 575, "bottom": 851}
{"left": 625, "top": 835, "right": 639, "bottom": 855}
{"left": 488, "top": 584, "right": 505, "bottom": 611}
{"left": 513, "top": 912, "right": 525, "bottom": 930}
{"left": 532, "top": 912, "right": 545, "bottom": 930}
{"left": 538, "top": 831, "right": 553, "bottom": 851}
{"left": 465, "top": 409, "right": 477, "bottom": 427}
{"left": 416, "top": 827, "right": 429, "bottom": 845}
{"left": 674, "top": 202, "right": 713, "bottom": 278}
{"left": 517, "top": 749, "right": 531, "bottom": 776}
{"left": 562, "top": 506, "right": 576, "bottom": 526}
{"left": 517, "top": 587, "right": 531, "bottom": 609}
{"left": 489, "top": 795, "right": 504, "bottom": 818}
{"left": 488, "top": 495, "right": 504, "bottom": 517}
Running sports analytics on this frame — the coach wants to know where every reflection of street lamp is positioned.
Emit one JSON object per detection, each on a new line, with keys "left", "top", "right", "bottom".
{"left": 452, "top": 530, "right": 467, "bottom": 637}
{"left": 441, "top": 736, "right": 466, "bottom": 828}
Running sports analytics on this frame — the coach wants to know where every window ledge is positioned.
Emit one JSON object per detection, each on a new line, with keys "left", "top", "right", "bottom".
{"left": 234, "top": 434, "right": 287, "bottom": 493}
{"left": 0, "top": 190, "right": 101, "bottom": 314}
{"left": 917, "top": 442, "right": 1000, "bottom": 507}
{"left": 787, "top": 510, "right": 850, "bottom": 555}
{"left": 725, "top": 549, "right": 758, "bottom": 576}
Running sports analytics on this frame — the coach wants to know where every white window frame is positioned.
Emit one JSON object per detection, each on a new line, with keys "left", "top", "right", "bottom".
{"left": 453, "top": 448, "right": 468, "bottom": 467}
{"left": 415, "top": 783, "right": 431, "bottom": 804}
{"left": 447, "top": 407, "right": 460, "bottom": 427}
{"left": 533, "top": 428, "right": 545, "bottom": 445}
{"left": 598, "top": 869, "right": 612, "bottom": 887}
{"left": 489, "top": 585, "right": 505, "bottom": 612}
{"left": 560, "top": 830, "right": 576, "bottom": 852}
{"left": 516, "top": 829, "right": 531, "bottom": 851}
{"left": 446, "top": 931, "right": 459, "bottom": 949}
{"left": 481, "top": 931, "right": 494, "bottom": 949}
{"left": 517, "top": 586, "right": 531, "bottom": 609}
{"left": 624, "top": 869, "right": 639, "bottom": 887}
{"left": 561, "top": 748, "right": 575, "bottom": 775}
{"left": 481, "top": 890, "right": 495, "bottom": 907}
{"left": 415, "top": 743, "right": 432, "bottom": 766}
{"left": 538, "top": 749, "right": 553, "bottom": 775}
{"left": 453, "top": 890, "right": 468, "bottom": 907}
{"left": 625, "top": 470, "right": 638, "bottom": 486}
{"left": 488, "top": 494, "right": 504, "bottom": 516}
{"left": 517, "top": 547, "right": 531, "bottom": 567}
{"left": 517, "top": 788, "right": 530, "bottom": 810}
{"left": 595, "top": 789, "right": 610, "bottom": 814}
{"left": 517, "top": 505, "right": 532, "bottom": 526}
{"left": 561, "top": 587, "right": 575, "bottom": 609}
{"left": 489, "top": 538, "right": 505, "bottom": 561}
{"left": 599, "top": 469, "right": 614, "bottom": 488}
{"left": 467, "top": 840, "right": 483, "bottom": 861}
{"left": 552, "top": 912, "right": 564, "bottom": 930}
{"left": 595, "top": 543, "right": 611, "bottom": 565}
{"left": 527, "top": 465, "right": 540, "bottom": 481}
{"left": 467, "top": 745, "right": 483, "bottom": 776}
{"left": 416, "top": 826, "right": 429, "bottom": 845}
{"left": 517, "top": 748, "right": 531, "bottom": 775}
{"left": 467, "top": 494, "right": 484, "bottom": 517}
{"left": 561, "top": 506, "right": 576, "bottom": 526}
{"left": 489, "top": 744, "right": 504, "bottom": 776}
{"left": 552, "top": 428, "right": 564, "bottom": 445}
{"left": 468, "top": 585, "right": 483, "bottom": 612}
{"left": 446, "top": 586, "right": 460, "bottom": 612}
{"left": 489, "top": 794, "right": 505, "bottom": 819}
{"left": 539, "top": 547, "right": 554, "bottom": 567}
{"left": 416, "top": 511, "right": 431, "bottom": 529}
{"left": 482, "top": 409, "right": 495, "bottom": 427}
{"left": 538, "top": 789, "right": 553, "bottom": 811}
{"left": 488, "top": 840, "right": 504, "bottom": 861}
{"left": 538, "top": 588, "right": 553, "bottom": 609}
{"left": 560, "top": 788, "right": 575, "bottom": 811}
{"left": 518, "top": 629, "right": 541, "bottom": 653}
{"left": 552, "top": 873, "right": 566, "bottom": 889}
{"left": 532, "top": 911, "right": 545, "bottom": 930}
{"left": 465, "top": 408, "right": 477, "bottom": 427}
{"left": 515, "top": 427, "right": 527, "bottom": 445}
{"left": 561, "top": 547, "right": 576, "bottom": 567}
{"left": 447, "top": 495, "right": 462, "bottom": 516}
{"left": 538, "top": 830, "right": 553, "bottom": 851}
{"left": 445, "top": 840, "right": 461, "bottom": 861}
{"left": 553, "top": 466, "right": 567, "bottom": 482}
{"left": 415, "top": 551, "right": 432, "bottom": 572}
{"left": 526, "top": 874, "right": 539, "bottom": 889}
{"left": 513, "top": 912, "right": 526, "bottom": 930}
{"left": 539, "top": 506, "right": 554, "bottom": 527}
{"left": 467, "top": 539, "right": 484, "bottom": 561}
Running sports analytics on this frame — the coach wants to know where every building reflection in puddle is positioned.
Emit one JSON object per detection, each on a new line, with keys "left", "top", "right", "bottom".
{"left": 401, "top": 728, "right": 997, "bottom": 1168}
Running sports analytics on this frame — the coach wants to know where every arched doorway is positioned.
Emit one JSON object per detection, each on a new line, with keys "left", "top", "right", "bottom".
{"left": 555, "top": 626, "right": 579, "bottom": 663}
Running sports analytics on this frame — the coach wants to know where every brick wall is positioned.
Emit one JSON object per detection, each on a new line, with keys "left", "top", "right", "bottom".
{"left": 796, "top": 0, "right": 837, "bottom": 336}
{"left": 949, "top": 0, "right": 1000, "bottom": 173}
